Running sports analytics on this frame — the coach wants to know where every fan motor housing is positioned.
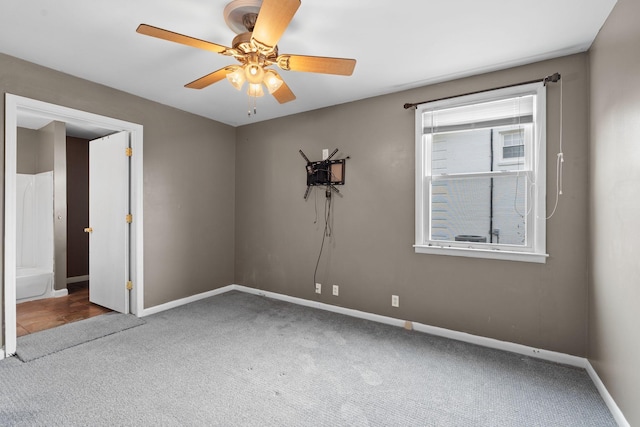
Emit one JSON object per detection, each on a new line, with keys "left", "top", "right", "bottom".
{"left": 224, "top": 0, "right": 263, "bottom": 34}
{"left": 232, "top": 32, "right": 278, "bottom": 62}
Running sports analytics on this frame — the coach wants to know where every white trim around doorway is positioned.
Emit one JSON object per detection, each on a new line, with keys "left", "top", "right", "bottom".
{"left": 3, "top": 94, "right": 145, "bottom": 358}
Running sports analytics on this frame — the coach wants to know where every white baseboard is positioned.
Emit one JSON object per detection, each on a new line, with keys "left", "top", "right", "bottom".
{"left": 138, "top": 283, "right": 627, "bottom": 425}
{"left": 235, "top": 285, "right": 408, "bottom": 328}
{"left": 67, "top": 275, "right": 89, "bottom": 284}
{"left": 139, "top": 285, "right": 235, "bottom": 317}
{"left": 53, "top": 289, "right": 69, "bottom": 298}
{"left": 411, "top": 321, "right": 586, "bottom": 368}
{"left": 585, "top": 361, "right": 630, "bottom": 427}
{"left": 235, "top": 285, "right": 585, "bottom": 367}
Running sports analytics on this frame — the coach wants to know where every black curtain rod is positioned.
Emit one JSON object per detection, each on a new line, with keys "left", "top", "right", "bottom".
{"left": 403, "top": 72, "right": 561, "bottom": 110}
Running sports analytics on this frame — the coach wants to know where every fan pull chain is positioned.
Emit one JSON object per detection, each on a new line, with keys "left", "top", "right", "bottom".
{"left": 247, "top": 90, "right": 258, "bottom": 117}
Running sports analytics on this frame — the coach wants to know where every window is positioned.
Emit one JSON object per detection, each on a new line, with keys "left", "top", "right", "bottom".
{"left": 414, "top": 83, "right": 548, "bottom": 263}
{"left": 501, "top": 130, "right": 525, "bottom": 159}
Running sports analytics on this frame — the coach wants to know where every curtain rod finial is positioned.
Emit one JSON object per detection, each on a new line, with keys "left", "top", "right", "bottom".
{"left": 543, "top": 73, "right": 561, "bottom": 86}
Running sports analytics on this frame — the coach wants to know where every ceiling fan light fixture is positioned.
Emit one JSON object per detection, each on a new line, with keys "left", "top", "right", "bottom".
{"left": 264, "top": 70, "right": 284, "bottom": 94}
{"left": 248, "top": 82, "right": 265, "bottom": 97}
{"left": 245, "top": 62, "right": 265, "bottom": 84}
{"left": 137, "top": 0, "right": 357, "bottom": 112}
{"left": 226, "top": 66, "right": 246, "bottom": 90}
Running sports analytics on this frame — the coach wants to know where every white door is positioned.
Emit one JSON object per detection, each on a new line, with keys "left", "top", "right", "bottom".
{"left": 88, "top": 131, "right": 130, "bottom": 313}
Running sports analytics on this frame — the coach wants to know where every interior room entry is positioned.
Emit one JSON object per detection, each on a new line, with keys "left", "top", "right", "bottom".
{"left": 88, "top": 131, "right": 131, "bottom": 313}
{"left": 4, "top": 94, "right": 144, "bottom": 358}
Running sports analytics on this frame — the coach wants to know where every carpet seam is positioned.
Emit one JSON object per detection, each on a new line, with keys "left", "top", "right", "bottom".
{"left": 16, "top": 319, "right": 146, "bottom": 363}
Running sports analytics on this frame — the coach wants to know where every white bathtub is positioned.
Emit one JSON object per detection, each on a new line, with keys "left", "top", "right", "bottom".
{"left": 17, "top": 267, "right": 54, "bottom": 303}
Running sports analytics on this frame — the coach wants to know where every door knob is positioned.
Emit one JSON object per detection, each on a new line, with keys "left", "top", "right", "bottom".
{"left": 84, "top": 227, "right": 93, "bottom": 233}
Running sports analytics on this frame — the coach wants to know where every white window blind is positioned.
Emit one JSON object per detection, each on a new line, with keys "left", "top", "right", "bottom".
{"left": 414, "top": 82, "right": 548, "bottom": 263}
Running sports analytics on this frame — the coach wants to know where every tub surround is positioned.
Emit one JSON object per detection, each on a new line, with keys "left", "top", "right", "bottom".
{"left": 16, "top": 172, "right": 54, "bottom": 303}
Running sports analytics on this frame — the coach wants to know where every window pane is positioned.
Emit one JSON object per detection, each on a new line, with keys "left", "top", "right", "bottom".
{"left": 503, "top": 132, "right": 523, "bottom": 147}
{"left": 431, "top": 125, "right": 529, "bottom": 174}
{"left": 503, "top": 145, "right": 524, "bottom": 158}
{"left": 502, "top": 129, "right": 525, "bottom": 159}
{"left": 430, "top": 175, "right": 528, "bottom": 246}
{"left": 432, "top": 129, "right": 492, "bottom": 174}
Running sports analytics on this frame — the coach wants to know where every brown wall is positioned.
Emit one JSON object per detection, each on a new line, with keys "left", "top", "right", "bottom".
{"left": 235, "top": 53, "right": 590, "bottom": 356}
{"left": 66, "top": 136, "right": 89, "bottom": 278}
{"left": 589, "top": 0, "right": 640, "bottom": 424}
{"left": 1, "top": 52, "right": 236, "bottom": 340}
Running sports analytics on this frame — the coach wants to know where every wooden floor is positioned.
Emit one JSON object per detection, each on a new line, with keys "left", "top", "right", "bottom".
{"left": 16, "top": 282, "right": 111, "bottom": 337}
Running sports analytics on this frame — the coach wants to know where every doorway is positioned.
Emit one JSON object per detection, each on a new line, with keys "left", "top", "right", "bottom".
{"left": 4, "top": 94, "right": 144, "bottom": 357}
{"left": 16, "top": 282, "right": 111, "bottom": 336}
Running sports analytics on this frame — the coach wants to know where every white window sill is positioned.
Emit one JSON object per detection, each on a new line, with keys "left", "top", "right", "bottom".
{"left": 497, "top": 159, "right": 525, "bottom": 167}
{"left": 414, "top": 244, "right": 548, "bottom": 263}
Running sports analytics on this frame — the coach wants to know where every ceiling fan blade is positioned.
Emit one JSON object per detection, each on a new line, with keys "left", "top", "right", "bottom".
{"left": 277, "top": 55, "right": 356, "bottom": 76}
{"left": 185, "top": 67, "right": 230, "bottom": 89}
{"left": 136, "top": 24, "right": 228, "bottom": 54}
{"left": 251, "top": 0, "right": 300, "bottom": 50}
{"left": 271, "top": 81, "right": 296, "bottom": 104}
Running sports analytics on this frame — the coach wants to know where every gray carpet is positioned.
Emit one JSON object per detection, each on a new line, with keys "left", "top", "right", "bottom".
{"left": 15, "top": 312, "right": 146, "bottom": 362}
{"left": 0, "top": 291, "right": 615, "bottom": 426}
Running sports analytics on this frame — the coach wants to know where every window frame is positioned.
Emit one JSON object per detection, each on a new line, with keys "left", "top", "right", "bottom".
{"left": 414, "top": 82, "right": 548, "bottom": 263}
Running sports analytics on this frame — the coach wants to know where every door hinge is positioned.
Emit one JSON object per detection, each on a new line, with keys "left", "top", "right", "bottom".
{"left": 126, "top": 214, "right": 133, "bottom": 223}
{"left": 126, "top": 281, "right": 133, "bottom": 291}
{"left": 125, "top": 147, "right": 133, "bottom": 157}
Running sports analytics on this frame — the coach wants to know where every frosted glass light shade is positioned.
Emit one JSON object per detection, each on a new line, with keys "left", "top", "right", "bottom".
{"left": 264, "top": 70, "right": 284, "bottom": 94}
{"left": 226, "top": 66, "right": 246, "bottom": 91}
{"left": 245, "top": 63, "right": 265, "bottom": 84}
{"left": 247, "top": 83, "right": 265, "bottom": 97}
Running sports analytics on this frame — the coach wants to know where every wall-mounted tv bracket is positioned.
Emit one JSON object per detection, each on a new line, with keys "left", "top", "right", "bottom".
{"left": 299, "top": 148, "right": 348, "bottom": 199}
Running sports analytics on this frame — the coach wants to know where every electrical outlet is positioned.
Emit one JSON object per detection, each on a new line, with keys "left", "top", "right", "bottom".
{"left": 315, "top": 283, "right": 322, "bottom": 294}
{"left": 391, "top": 295, "right": 399, "bottom": 307}
{"left": 322, "top": 148, "right": 329, "bottom": 160}
{"left": 333, "top": 285, "right": 339, "bottom": 296}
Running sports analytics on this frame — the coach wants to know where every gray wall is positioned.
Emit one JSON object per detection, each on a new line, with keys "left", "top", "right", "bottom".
{"left": 589, "top": 0, "right": 640, "bottom": 424}
{"left": 45, "top": 121, "right": 68, "bottom": 291}
{"left": 1, "top": 52, "right": 236, "bottom": 346}
{"left": 2, "top": 13, "right": 636, "bottom": 421}
{"left": 36, "top": 124, "right": 55, "bottom": 173}
{"left": 17, "top": 128, "right": 39, "bottom": 174}
{"left": 17, "top": 126, "right": 55, "bottom": 174}
{"left": 235, "top": 53, "right": 590, "bottom": 356}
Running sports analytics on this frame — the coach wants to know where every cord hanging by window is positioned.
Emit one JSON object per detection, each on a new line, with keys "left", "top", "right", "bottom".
{"left": 547, "top": 77, "right": 564, "bottom": 219}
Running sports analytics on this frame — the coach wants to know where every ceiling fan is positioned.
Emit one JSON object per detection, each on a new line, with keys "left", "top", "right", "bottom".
{"left": 136, "top": 0, "right": 356, "bottom": 106}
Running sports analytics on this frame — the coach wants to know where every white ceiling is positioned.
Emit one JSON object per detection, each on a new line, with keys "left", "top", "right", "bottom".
{"left": 1, "top": 0, "right": 617, "bottom": 128}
